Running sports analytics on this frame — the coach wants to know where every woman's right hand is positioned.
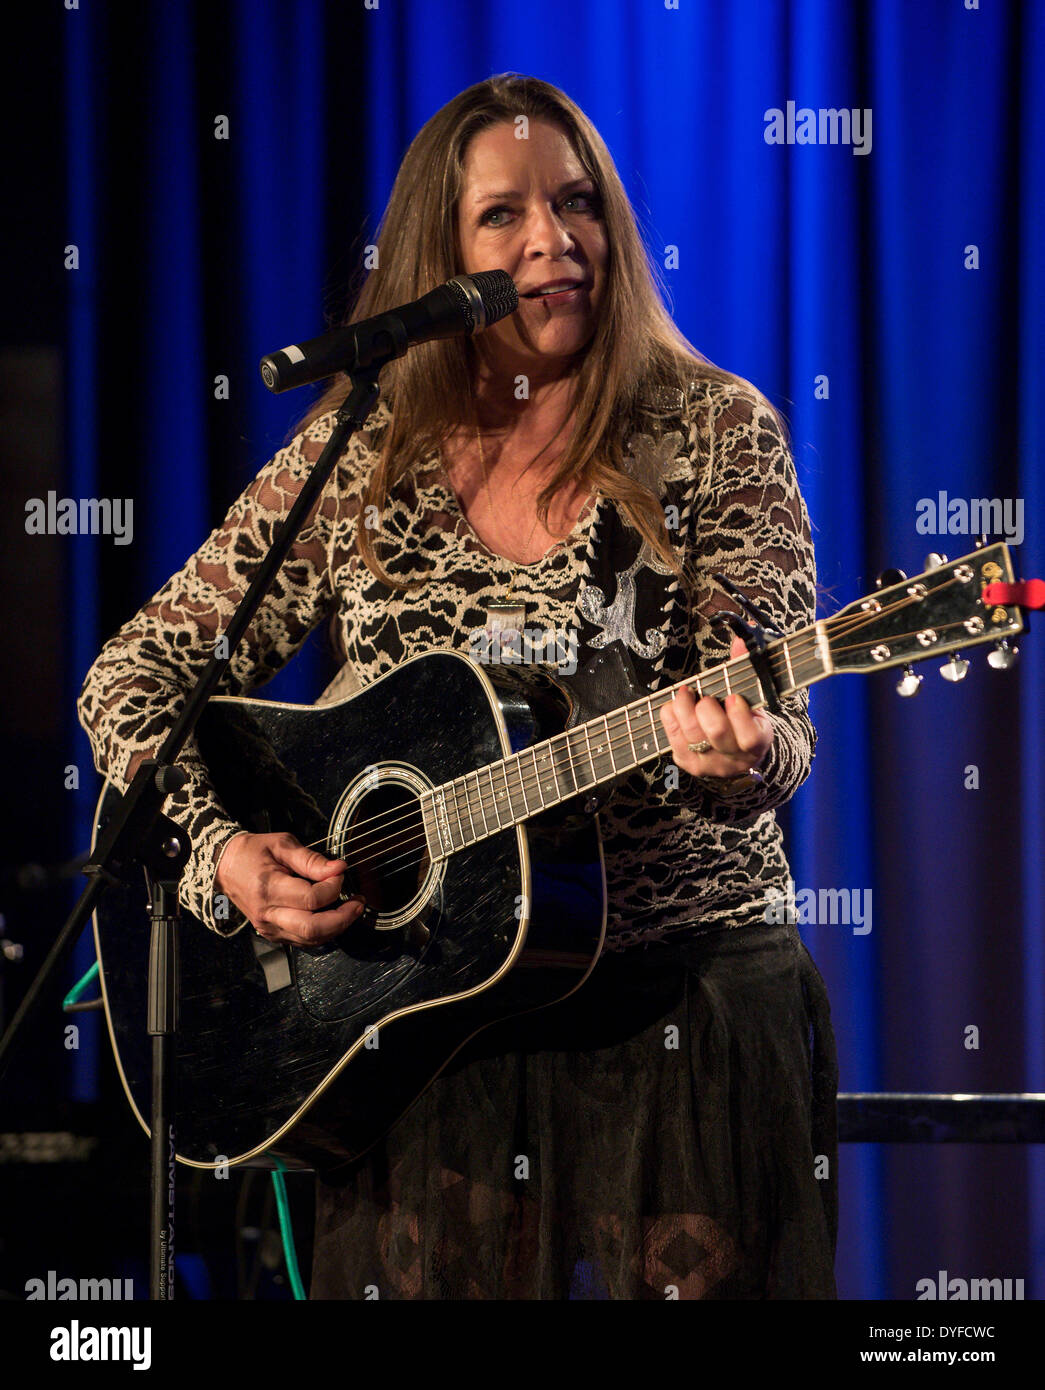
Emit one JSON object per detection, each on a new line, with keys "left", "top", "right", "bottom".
{"left": 215, "top": 831, "right": 365, "bottom": 946}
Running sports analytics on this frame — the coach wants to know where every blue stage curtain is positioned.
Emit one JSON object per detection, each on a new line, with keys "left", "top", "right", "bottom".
{"left": 63, "top": 0, "right": 1042, "bottom": 1299}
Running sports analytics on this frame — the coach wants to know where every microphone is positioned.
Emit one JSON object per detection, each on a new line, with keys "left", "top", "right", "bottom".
{"left": 259, "top": 270, "right": 519, "bottom": 392}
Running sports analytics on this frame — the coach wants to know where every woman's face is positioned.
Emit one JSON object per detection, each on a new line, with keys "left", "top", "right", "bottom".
{"left": 455, "top": 119, "right": 608, "bottom": 378}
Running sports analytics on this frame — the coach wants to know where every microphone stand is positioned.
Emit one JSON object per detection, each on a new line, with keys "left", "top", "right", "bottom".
{"left": 0, "top": 368, "right": 386, "bottom": 1299}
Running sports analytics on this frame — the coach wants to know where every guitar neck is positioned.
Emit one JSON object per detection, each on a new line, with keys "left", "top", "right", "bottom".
{"left": 421, "top": 621, "right": 830, "bottom": 859}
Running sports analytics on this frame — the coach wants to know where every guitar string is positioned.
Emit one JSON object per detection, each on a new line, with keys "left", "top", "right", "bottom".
{"left": 348, "top": 606, "right": 989, "bottom": 872}
{"left": 304, "top": 605, "right": 991, "bottom": 880}
{"left": 276, "top": 583, "right": 979, "bottom": 868}
{"left": 282, "top": 600, "right": 889, "bottom": 857}
{"left": 300, "top": 654, "right": 795, "bottom": 862}
{"left": 305, "top": 579, "right": 973, "bottom": 863}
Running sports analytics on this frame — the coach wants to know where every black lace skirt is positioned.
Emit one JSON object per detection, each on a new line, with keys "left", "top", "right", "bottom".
{"left": 310, "top": 920, "right": 838, "bottom": 1299}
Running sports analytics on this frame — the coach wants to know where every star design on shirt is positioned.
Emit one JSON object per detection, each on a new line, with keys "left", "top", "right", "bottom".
{"left": 577, "top": 432, "right": 689, "bottom": 657}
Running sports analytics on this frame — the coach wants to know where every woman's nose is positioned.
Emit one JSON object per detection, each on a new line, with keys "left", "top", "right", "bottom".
{"left": 524, "top": 203, "right": 574, "bottom": 257}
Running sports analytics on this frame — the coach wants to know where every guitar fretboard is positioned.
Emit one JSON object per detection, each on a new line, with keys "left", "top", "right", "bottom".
{"left": 419, "top": 622, "right": 829, "bottom": 859}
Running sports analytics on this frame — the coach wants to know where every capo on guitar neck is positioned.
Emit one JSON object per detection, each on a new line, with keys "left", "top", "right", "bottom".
{"left": 712, "top": 573, "right": 784, "bottom": 639}
{"left": 710, "top": 575, "right": 784, "bottom": 714}
{"left": 710, "top": 611, "right": 783, "bottom": 714}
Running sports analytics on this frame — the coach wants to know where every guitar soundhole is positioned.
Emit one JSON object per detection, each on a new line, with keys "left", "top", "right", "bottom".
{"left": 336, "top": 782, "right": 431, "bottom": 925}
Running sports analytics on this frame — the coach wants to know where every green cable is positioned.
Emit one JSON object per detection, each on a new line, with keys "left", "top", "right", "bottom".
{"left": 62, "top": 960, "right": 99, "bottom": 1010}
{"left": 268, "top": 1155, "right": 307, "bottom": 1300}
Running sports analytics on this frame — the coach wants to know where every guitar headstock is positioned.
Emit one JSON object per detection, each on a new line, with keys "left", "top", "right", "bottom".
{"left": 825, "top": 544, "right": 1024, "bottom": 678}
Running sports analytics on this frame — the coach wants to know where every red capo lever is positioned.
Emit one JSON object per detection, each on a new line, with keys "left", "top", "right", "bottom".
{"left": 982, "top": 579, "right": 1045, "bottom": 610}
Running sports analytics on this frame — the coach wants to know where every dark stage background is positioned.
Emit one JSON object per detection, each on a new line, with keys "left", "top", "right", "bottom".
{"left": 0, "top": 0, "right": 1042, "bottom": 1303}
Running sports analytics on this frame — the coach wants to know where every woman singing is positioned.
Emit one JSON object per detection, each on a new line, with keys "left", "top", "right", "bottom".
{"left": 79, "top": 74, "right": 837, "bottom": 1299}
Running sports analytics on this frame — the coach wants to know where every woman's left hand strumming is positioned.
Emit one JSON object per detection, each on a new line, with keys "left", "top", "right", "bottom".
{"left": 659, "top": 635, "right": 775, "bottom": 780}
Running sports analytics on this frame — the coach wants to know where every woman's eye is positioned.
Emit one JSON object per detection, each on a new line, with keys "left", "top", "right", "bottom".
{"left": 562, "top": 192, "right": 601, "bottom": 215}
{"left": 481, "top": 206, "right": 512, "bottom": 227}
{"left": 479, "top": 193, "right": 599, "bottom": 228}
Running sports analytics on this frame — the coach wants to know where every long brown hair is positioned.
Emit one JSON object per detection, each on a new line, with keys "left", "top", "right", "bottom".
{"left": 296, "top": 73, "right": 781, "bottom": 587}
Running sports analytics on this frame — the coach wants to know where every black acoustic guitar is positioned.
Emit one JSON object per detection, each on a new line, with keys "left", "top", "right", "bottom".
{"left": 91, "top": 545, "right": 1023, "bottom": 1171}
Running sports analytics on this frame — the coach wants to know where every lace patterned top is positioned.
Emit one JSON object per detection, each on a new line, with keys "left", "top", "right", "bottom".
{"left": 77, "top": 375, "right": 817, "bottom": 953}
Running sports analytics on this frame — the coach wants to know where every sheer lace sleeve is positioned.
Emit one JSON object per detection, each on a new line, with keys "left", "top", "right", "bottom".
{"left": 680, "top": 381, "right": 817, "bottom": 822}
{"left": 77, "top": 411, "right": 346, "bottom": 934}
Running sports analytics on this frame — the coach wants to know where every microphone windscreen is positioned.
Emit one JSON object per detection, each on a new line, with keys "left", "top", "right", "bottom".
{"left": 449, "top": 270, "right": 518, "bottom": 330}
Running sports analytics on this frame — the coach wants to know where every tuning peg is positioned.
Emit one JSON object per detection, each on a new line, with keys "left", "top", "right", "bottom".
{"left": 940, "top": 653, "right": 970, "bottom": 682}
{"left": 987, "top": 639, "right": 1019, "bottom": 670}
{"left": 924, "top": 553, "right": 948, "bottom": 571}
{"left": 876, "top": 568, "right": 907, "bottom": 589}
{"left": 896, "top": 665, "right": 923, "bottom": 697}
